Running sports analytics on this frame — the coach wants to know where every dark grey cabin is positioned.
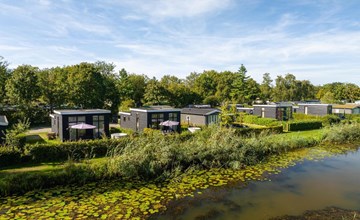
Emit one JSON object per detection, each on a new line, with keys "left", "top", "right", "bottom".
{"left": 236, "top": 107, "right": 254, "bottom": 114}
{"left": 181, "top": 108, "right": 220, "bottom": 126}
{"left": 0, "top": 115, "right": 9, "bottom": 143}
{"left": 50, "top": 109, "right": 111, "bottom": 142}
{"left": 253, "top": 104, "right": 292, "bottom": 121}
{"left": 297, "top": 104, "right": 332, "bottom": 116}
{"left": 119, "top": 106, "right": 181, "bottom": 132}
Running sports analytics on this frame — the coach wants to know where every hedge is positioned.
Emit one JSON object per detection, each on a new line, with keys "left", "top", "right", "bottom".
{"left": 286, "top": 120, "right": 323, "bottom": 131}
{"left": 0, "top": 148, "right": 21, "bottom": 167}
{"left": 27, "top": 138, "right": 130, "bottom": 163}
{"left": 240, "top": 115, "right": 281, "bottom": 127}
{"left": 235, "top": 125, "right": 284, "bottom": 137}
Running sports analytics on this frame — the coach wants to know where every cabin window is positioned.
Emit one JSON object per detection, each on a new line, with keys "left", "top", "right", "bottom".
{"left": 68, "top": 116, "right": 86, "bottom": 141}
{"left": 151, "top": 113, "right": 164, "bottom": 129}
{"left": 169, "top": 113, "right": 178, "bottom": 121}
{"left": 93, "top": 115, "right": 105, "bottom": 138}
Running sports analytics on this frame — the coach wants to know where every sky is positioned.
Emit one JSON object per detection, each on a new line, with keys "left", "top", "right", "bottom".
{"left": 0, "top": 0, "right": 359, "bottom": 85}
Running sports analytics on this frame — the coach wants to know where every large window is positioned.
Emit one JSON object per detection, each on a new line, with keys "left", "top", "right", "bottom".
{"left": 93, "top": 115, "right": 105, "bottom": 138}
{"left": 207, "top": 114, "right": 219, "bottom": 125}
{"left": 151, "top": 113, "right": 164, "bottom": 129}
{"left": 68, "top": 116, "right": 86, "bottom": 141}
{"left": 169, "top": 113, "right": 178, "bottom": 121}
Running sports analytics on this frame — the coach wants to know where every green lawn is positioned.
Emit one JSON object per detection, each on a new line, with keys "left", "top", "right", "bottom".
{"left": 277, "top": 128, "right": 326, "bottom": 140}
{"left": 25, "top": 132, "right": 61, "bottom": 145}
{"left": 0, "top": 157, "right": 108, "bottom": 177}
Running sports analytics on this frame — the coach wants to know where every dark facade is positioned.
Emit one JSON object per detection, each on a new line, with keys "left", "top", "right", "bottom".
{"left": 50, "top": 109, "right": 111, "bottom": 142}
{"left": 119, "top": 107, "right": 181, "bottom": 132}
{"left": 0, "top": 115, "right": 9, "bottom": 143}
{"left": 253, "top": 104, "right": 292, "bottom": 121}
{"left": 181, "top": 108, "right": 220, "bottom": 126}
{"left": 297, "top": 104, "right": 332, "bottom": 116}
{"left": 236, "top": 107, "right": 254, "bottom": 114}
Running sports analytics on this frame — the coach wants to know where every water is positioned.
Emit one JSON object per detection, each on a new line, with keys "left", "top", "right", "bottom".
{"left": 156, "top": 149, "right": 360, "bottom": 220}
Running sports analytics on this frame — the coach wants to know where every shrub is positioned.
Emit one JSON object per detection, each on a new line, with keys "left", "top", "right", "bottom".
{"left": 323, "top": 123, "right": 360, "bottom": 144}
{"left": 321, "top": 114, "right": 341, "bottom": 126}
{"left": 286, "top": 120, "right": 322, "bottom": 131}
{"left": 0, "top": 148, "right": 21, "bottom": 167}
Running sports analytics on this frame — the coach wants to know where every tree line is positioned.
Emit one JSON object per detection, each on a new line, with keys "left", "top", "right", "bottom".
{"left": 0, "top": 56, "right": 359, "bottom": 124}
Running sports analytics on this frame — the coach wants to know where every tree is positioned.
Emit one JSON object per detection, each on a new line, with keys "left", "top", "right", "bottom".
{"left": 245, "top": 78, "right": 261, "bottom": 104}
{"left": 143, "top": 77, "right": 167, "bottom": 105}
{"left": 260, "top": 73, "right": 273, "bottom": 101}
{"left": 94, "top": 61, "right": 120, "bottom": 113}
{"left": 320, "top": 91, "right": 336, "bottom": 103}
{"left": 192, "top": 70, "right": 219, "bottom": 100}
{"left": 203, "top": 95, "right": 220, "bottom": 107}
{"left": 0, "top": 56, "right": 10, "bottom": 105}
{"left": 215, "top": 71, "right": 236, "bottom": 101}
{"left": 6, "top": 65, "right": 40, "bottom": 106}
{"left": 231, "top": 64, "right": 250, "bottom": 103}
{"left": 117, "top": 71, "right": 147, "bottom": 107}
{"left": 37, "top": 67, "right": 68, "bottom": 112}
{"left": 66, "top": 62, "right": 106, "bottom": 108}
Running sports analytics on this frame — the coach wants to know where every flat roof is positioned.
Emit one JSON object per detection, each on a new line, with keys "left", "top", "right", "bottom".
{"left": 0, "top": 115, "right": 8, "bottom": 126}
{"left": 181, "top": 108, "right": 220, "bottom": 116}
{"left": 53, "top": 109, "right": 111, "bottom": 115}
{"left": 332, "top": 104, "right": 360, "bottom": 109}
{"left": 129, "top": 106, "right": 181, "bottom": 113}
{"left": 253, "top": 104, "right": 293, "bottom": 107}
{"left": 298, "top": 104, "right": 331, "bottom": 106}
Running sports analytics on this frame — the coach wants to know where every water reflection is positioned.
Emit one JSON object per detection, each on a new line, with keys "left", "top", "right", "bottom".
{"left": 156, "top": 148, "right": 360, "bottom": 220}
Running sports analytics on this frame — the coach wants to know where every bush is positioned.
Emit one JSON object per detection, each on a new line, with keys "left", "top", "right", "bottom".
{"left": 323, "top": 123, "right": 360, "bottom": 144}
{"left": 0, "top": 148, "right": 21, "bottom": 167}
{"left": 286, "top": 120, "right": 323, "bottom": 131}
{"left": 321, "top": 114, "right": 341, "bottom": 126}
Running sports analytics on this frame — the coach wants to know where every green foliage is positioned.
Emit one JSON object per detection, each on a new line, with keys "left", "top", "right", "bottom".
{"left": 0, "top": 56, "right": 10, "bottom": 105}
{"left": 323, "top": 123, "right": 360, "bottom": 144}
{"left": 203, "top": 95, "right": 220, "bottom": 107}
{"left": 219, "top": 101, "right": 237, "bottom": 127}
{"left": 286, "top": 120, "right": 323, "bottom": 131}
{"left": 4, "top": 118, "right": 30, "bottom": 152}
{"left": 293, "top": 113, "right": 340, "bottom": 126}
{"left": 119, "top": 99, "right": 135, "bottom": 111}
{"left": 241, "top": 114, "right": 281, "bottom": 126}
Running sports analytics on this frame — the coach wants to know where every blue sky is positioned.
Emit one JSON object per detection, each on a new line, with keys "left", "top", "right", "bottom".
{"left": 0, "top": 0, "right": 359, "bottom": 85}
